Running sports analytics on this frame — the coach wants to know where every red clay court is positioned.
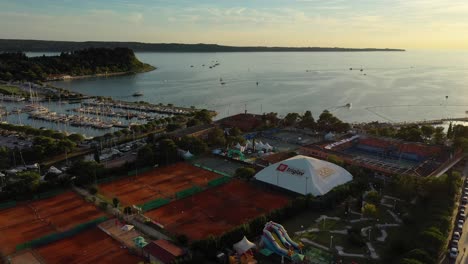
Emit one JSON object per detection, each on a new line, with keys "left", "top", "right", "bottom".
{"left": 0, "top": 191, "right": 105, "bottom": 256}
{"left": 34, "top": 226, "right": 144, "bottom": 264}
{"left": 99, "top": 162, "right": 221, "bottom": 206}
{"left": 145, "top": 180, "right": 291, "bottom": 241}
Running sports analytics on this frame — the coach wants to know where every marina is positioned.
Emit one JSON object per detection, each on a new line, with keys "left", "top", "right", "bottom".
{"left": 0, "top": 98, "right": 180, "bottom": 137}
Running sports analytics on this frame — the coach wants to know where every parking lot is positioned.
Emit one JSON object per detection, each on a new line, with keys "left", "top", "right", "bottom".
{"left": 0, "top": 130, "right": 32, "bottom": 149}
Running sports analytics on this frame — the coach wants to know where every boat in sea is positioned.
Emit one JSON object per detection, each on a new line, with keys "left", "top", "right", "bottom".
{"left": 133, "top": 92, "right": 143, "bottom": 97}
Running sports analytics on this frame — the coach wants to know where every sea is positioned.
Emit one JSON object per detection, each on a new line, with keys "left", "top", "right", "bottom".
{"left": 3, "top": 51, "right": 467, "bottom": 137}
{"left": 50, "top": 50, "right": 468, "bottom": 123}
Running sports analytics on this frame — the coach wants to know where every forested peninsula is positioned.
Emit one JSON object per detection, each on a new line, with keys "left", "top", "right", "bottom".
{"left": 0, "top": 47, "right": 155, "bottom": 81}
{"left": 0, "top": 39, "right": 405, "bottom": 53}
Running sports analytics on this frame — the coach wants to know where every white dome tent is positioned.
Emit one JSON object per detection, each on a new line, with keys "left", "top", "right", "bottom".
{"left": 254, "top": 155, "right": 353, "bottom": 196}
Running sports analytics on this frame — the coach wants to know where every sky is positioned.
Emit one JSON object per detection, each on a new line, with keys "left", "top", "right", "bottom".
{"left": 1, "top": 0, "right": 467, "bottom": 49}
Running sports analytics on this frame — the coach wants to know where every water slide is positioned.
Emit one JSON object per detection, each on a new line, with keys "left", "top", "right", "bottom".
{"left": 262, "top": 229, "right": 289, "bottom": 256}
{"left": 270, "top": 222, "right": 300, "bottom": 250}
{"left": 261, "top": 221, "right": 301, "bottom": 258}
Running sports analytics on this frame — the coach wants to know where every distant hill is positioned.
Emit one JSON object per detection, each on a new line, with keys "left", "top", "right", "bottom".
{"left": 0, "top": 39, "right": 405, "bottom": 52}
{"left": 0, "top": 47, "right": 155, "bottom": 81}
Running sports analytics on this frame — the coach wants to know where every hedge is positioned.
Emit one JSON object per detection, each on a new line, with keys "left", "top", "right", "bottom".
{"left": 0, "top": 200, "right": 16, "bottom": 210}
{"left": 141, "top": 198, "right": 171, "bottom": 212}
{"left": 176, "top": 186, "right": 202, "bottom": 199}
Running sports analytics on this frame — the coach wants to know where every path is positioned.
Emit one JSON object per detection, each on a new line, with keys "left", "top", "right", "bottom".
{"left": 72, "top": 186, "right": 170, "bottom": 240}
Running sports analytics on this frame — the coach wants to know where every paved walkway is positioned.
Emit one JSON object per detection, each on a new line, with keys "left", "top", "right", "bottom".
{"left": 73, "top": 186, "right": 170, "bottom": 240}
{"left": 300, "top": 238, "right": 330, "bottom": 251}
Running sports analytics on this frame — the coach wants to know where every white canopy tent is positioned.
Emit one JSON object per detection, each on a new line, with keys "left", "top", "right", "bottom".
{"left": 233, "top": 236, "right": 256, "bottom": 255}
{"left": 254, "top": 155, "right": 353, "bottom": 196}
{"left": 183, "top": 151, "right": 194, "bottom": 160}
{"left": 48, "top": 166, "right": 62, "bottom": 175}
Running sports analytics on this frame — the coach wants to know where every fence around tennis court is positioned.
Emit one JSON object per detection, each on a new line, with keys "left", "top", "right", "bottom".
{"left": 15, "top": 216, "right": 108, "bottom": 251}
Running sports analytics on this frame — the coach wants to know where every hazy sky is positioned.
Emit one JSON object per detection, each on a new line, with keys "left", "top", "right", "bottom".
{"left": 1, "top": 0, "right": 467, "bottom": 49}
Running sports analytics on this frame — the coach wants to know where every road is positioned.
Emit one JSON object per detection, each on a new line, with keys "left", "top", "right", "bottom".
{"left": 455, "top": 161, "right": 468, "bottom": 264}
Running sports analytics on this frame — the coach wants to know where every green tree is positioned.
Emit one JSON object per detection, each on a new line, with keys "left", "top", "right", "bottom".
{"left": 284, "top": 113, "right": 300, "bottom": 126}
{"left": 230, "top": 127, "right": 242, "bottom": 137}
{"left": 235, "top": 167, "right": 256, "bottom": 180}
{"left": 193, "top": 109, "right": 212, "bottom": 124}
{"left": 177, "top": 136, "right": 208, "bottom": 155}
{"left": 420, "top": 125, "right": 435, "bottom": 140}
{"left": 299, "top": 110, "right": 315, "bottom": 129}
{"left": 68, "top": 160, "right": 104, "bottom": 186}
{"left": 419, "top": 227, "right": 445, "bottom": 256}
{"left": 362, "top": 203, "right": 378, "bottom": 218}
{"left": 158, "top": 139, "right": 179, "bottom": 165}
{"left": 112, "top": 197, "right": 120, "bottom": 208}
{"left": 399, "top": 259, "right": 424, "bottom": 264}
{"left": 9, "top": 171, "right": 41, "bottom": 194}
{"left": 68, "top": 133, "right": 85, "bottom": 143}
{"left": 433, "top": 127, "right": 445, "bottom": 144}
{"left": 137, "top": 144, "right": 155, "bottom": 167}
{"left": 366, "top": 190, "right": 381, "bottom": 205}
{"left": 447, "top": 122, "right": 453, "bottom": 139}
{"left": 0, "top": 147, "right": 11, "bottom": 170}
{"left": 207, "top": 127, "right": 226, "bottom": 146}
{"left": 124, "top": 206, "right": 132, "bottom": 215}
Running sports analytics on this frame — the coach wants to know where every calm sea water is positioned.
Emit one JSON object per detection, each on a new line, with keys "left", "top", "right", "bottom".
{"left": 46, "top": 51, "right": 468, "bottom": 123}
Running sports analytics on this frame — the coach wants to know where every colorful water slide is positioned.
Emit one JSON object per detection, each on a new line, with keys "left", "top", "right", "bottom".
{"left": 270, "top": 222, "right": 300, "bottom": 250}
{"left": 262, "top": 229, "right": 289, "bottom": 256}
{"left": 261, "top": 221, "right": 301, "bottom": 258}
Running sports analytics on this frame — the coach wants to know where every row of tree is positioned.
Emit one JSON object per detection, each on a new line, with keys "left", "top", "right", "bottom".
{"left": 283, "top": 110, "right": 351, "bottom": 132}
{"left": 384, "top": 172, "right": 462, "bottom": 263}
{"left": 364, "top": 123, "right": 446, "bottom": 144}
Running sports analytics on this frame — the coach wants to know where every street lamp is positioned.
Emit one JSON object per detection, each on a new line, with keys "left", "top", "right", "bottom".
{"left": 330, "top": 235, "right": 334, "bottom": 250}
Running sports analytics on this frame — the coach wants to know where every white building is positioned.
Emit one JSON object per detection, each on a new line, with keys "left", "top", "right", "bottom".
{"left": 254, "top": 155, "right": 353, "bottom": 196}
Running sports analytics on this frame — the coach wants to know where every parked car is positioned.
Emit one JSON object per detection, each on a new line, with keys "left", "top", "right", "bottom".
{"left": 459, "top": 213, "right": 466, "bottom": 220}
{"left": 450, "top": 247, "right": 459, "bottom": 258}
{"left": 459, "top": 219, "right": 465, "bottom": 225}
{"left": 457, "top": 223, "right": 464, "bottom": 231}
{"left": 454, "top": 232, "right": 461, "bottom": 240}
{"left": 460, "top": 207, "right": 466, "bottom": 214}
{"left": 462, "top": 196, "right": 468, "bottom": 205}
{"left": 451, "top": 239, "right": 459, "bottom": 248}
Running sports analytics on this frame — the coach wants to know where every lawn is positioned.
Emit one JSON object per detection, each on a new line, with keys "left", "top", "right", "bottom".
{"left": 0, "top": 84, "right": 28, "bottom": 96}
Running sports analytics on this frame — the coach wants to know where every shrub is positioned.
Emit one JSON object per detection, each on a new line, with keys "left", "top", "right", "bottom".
{"left": 88, "top": 185, "right": 98, "bottom": 195}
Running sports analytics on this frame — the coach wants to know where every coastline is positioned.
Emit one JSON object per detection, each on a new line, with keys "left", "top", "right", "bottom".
{"left": 46, "top": 65, "right": 156, "bottom": 81}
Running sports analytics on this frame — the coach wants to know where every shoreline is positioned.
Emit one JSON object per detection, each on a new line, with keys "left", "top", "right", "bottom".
{"left": 46, "top": 65, "right": 156, "bottom": 81}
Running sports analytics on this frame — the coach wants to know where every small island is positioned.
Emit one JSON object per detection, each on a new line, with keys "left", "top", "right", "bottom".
{"left": 0, "top": 47, "right": 155, "bottom": 82}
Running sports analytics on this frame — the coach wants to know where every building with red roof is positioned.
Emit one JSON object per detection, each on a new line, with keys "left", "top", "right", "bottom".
{"left": 143, "top": 239, "right": 185, "bottom": 264}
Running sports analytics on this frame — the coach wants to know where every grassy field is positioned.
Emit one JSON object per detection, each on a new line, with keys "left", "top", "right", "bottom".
{"left": 0, "top": 84, "right": 28, "bottom": 96}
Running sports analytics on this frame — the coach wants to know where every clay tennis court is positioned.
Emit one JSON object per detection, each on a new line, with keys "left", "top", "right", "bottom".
{"left": 145, "top": 180, "right": 291, "bottom": 241}
{"left": 99, "top": 162, "right": 221, "bottom": 206}
{"left": 35, "top": 226, "right": 144, "bottom": 264}
{"left": 0, "top": 191, "right": 105, "bottom": 256}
